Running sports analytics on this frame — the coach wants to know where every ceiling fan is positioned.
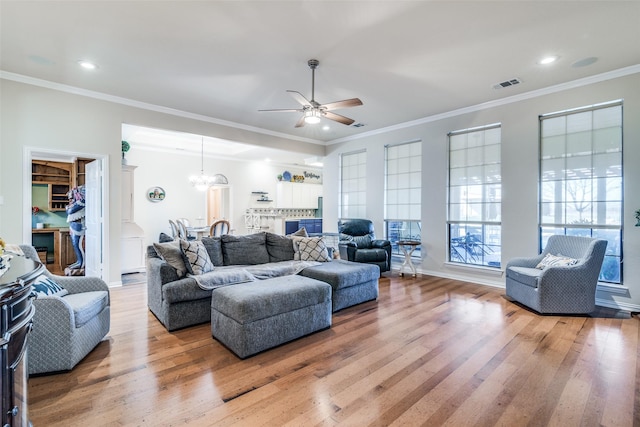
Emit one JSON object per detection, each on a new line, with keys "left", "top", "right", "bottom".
{"left": 259, "top": 59, "right": 363, "bottom": 128}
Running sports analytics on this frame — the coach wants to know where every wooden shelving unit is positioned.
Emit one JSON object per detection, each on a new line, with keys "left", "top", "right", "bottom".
{"left": 31, "top": 160, "right": 74, "bottom": 211}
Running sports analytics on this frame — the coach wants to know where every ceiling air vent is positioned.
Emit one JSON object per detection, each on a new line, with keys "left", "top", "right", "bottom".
{"left": 493, "top": 78, "right": 522, "bottom": 90}
{"left": 351, "top": 122, "right": 366, "bottom": 128}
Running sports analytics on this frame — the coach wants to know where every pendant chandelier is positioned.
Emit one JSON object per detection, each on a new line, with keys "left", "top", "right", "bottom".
{"left": 189, "top": 137, "right": 228, "bottom": 191}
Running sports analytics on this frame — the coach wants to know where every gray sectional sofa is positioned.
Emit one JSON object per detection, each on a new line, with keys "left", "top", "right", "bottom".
{"left": 146, "top": 231, "right": 380, "bottom": 332}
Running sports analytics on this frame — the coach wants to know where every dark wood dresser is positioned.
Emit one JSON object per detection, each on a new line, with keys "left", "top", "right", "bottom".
{"left": 0, "top": 255, "right": 42, "bottom": 427}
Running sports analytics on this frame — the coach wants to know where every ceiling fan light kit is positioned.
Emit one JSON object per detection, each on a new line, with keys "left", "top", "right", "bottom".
{"left": 260, "top": 59, "right": 362, "bottom": 128}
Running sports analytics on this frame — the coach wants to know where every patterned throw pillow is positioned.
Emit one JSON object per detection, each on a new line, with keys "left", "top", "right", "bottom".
{"left": 32, "top": 274, "right": 68, "bottom": 297}
{"left": 180, "top": 239, "right": 214, "bottom": 275}
{"left": 535, "top": 253, "right": 579, "bottom": 270}
{"left": 298, "top": 237, "right": 331, "bottom": 262}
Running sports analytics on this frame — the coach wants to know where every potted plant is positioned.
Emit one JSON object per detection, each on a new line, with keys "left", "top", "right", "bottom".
{"left": 121, "top": 140, "right": 130, "bottom": 165}
{"left": 635, "top": 208, "right": 640, "bottom": 226}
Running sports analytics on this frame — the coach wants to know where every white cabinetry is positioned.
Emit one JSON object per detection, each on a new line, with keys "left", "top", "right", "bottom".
{"left": 276, "top": 182, "right": 322, "bottom": 209}
{"left": 121, "top": 165, "right": 145, "bottom": 274}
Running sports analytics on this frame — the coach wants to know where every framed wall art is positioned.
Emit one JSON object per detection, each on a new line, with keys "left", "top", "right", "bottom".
{"left": 147, "top": 186, "right": 166, "bottom": 202}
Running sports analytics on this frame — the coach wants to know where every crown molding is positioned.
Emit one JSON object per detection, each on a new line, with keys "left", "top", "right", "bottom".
{"left": 328, "top": 64, "right": 640, "bottom": 145}
{"left": 0, "top": 70, "right": 324, "bottom": 146}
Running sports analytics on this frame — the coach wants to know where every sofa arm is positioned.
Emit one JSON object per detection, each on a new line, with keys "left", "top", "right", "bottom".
{"left": 371, "top": 239, "right": 391, "bottom": 249}
{"left": 338, "top": 242, "right": 358, "bottom": 261}
{"left": 46, "top": 273, "right": 109, "bottom": 297}
{"left": 506, "top": 255, "right": 544, "bottom": 270}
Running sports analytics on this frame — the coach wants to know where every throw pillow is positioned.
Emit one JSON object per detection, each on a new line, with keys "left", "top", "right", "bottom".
{"left": 297, "top": 237, "right": 331, "bottom": 262}
{"left": 288, "top": 227, "right": 309, "bottom": 238}
{"left": 266, "top": 232, "right": 295, "bottom": 262}
{"left": 32, "top": 274, "right": 68, "bottom": 297}
{"left": 153, "top": 241, "right": 188, "bottom": 278}
{"left": 180, "top": 239, "right": 214, "bottom": 275}
{"left": 535, "top": 253, "right": 579, "bottom": 269}
{"left": 158, "top": 232, "right": 174, "bottom": 243}
{"left": 221, "top": 233, "right": 270, "bottom": 265}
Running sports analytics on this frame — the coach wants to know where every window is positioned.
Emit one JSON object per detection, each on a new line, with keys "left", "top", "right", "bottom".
{"left": 339, "top": 150, "right": 367, "bottom": 219}
{"left": 384, "top": 140, "right": 421, "bottom": 257}
{"left": 539, "top": 101, "right": 622, "bottom": 284}
{"left": 448, "top": 124, "right": 502, "bottom": 267}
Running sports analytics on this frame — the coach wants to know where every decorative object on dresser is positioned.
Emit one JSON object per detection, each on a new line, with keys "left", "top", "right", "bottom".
{"left": 1, "top": 251, "right": 43, "bottom": 426}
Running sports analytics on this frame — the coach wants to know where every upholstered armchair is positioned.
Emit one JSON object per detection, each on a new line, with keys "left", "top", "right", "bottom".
{"left": 338, "top": 219, "right": 391, "bottom": 273}
{"left": 505, "top": 235, "right": 607, "bottom": 314}
{"left": 20, "top": 245, "right": 110, "bottom": 375}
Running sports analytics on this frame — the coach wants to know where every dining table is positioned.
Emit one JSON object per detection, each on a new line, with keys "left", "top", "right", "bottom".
{"left": 187, "top": 226, "right": 210, "bottom": 240}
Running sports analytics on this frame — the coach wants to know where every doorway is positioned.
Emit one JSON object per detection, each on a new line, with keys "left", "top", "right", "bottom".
{"left": 24, "top": 147, "right": 108, "bottom": 281}
{"left": 206, "top": 186, "right": 232, "bottom": 227}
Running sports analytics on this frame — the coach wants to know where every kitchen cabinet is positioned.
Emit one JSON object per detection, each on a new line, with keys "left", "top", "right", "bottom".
{"left": 285, "top": 218, "right": 322, "bottom": 235}
{"left": 31, "top": 160, "right": 74, "bottom": 211}
{"left": 276, "top": 182, "right": 322, "bottom": 209}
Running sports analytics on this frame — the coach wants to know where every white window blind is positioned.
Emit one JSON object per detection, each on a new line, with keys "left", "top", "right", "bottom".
{"left": 539, "top": 101, "right": 622, "bottom": 283}
{"left": 339, "top": 150, "right": 367, "bottom": 219}
{"left": 448, "top": 124, "right": 502, "bottom": 267}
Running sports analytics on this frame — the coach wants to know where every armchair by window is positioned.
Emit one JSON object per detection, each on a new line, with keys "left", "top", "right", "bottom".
{"left": 338, "top": 219, "right": 391, "bottom": 273}
{"left": 20, "top": 245, "right": 110, "bottom": 374}
{"left": 505, "top": 235, "right": 607, "bottom": 314}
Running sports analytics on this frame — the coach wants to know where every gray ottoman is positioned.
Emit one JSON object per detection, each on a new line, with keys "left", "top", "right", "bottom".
{"left": 300, "top": 260, "right": 380, "bottom": 312}
{"left": 210, "top": 275, "right": 332, "bottom": 358}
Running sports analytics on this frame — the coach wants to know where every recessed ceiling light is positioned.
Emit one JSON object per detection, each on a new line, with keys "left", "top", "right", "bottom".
{"left": 264, "top": 158, "right": 271, "bottom": 162}
{"left": 322, "top": 125, "right": 330, "bottom": 131}
{"left": 78, "top": 60, "right": 98, "bottom": 70}
{"left": 539, "top": 56, "right": 559, "bottom": 65}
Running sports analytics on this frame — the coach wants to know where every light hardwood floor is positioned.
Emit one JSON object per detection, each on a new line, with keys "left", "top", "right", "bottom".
{"left": 28, "top": 275, "right": 640, "bottom": 426}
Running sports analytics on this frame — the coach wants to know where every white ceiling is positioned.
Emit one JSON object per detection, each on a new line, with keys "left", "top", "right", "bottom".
{"left": 2, "top": 1, "right": 639, "bottom": 161}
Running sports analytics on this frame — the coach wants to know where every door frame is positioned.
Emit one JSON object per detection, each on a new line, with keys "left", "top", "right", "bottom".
{"left": 23, "top": 146, "right": 109, "bottom": 281}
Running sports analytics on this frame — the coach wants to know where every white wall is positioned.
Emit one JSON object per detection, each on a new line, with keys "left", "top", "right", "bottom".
{"left": 324, "top": 71, "right": 640, "bottom": 310}
{"left": 125, "top": 146, "right": 321, "bottom": 248}
{"left": 0, "top": 79, "right": 324, "bottom": 286}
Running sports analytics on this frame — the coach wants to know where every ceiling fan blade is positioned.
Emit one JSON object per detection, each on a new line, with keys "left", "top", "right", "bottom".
{"left": 324, "top": 111, "right": 355, "bottom": 126}
{"left": 287, "top": 90, "right": 312, "bottom": 107}
{"left": 294, "top": 115, "right": 306, "bottom": 128}
{"left": 258, "top": 108, "right": 303, "bottom": 112}
{"left": 321, "top": 98, "right": 363, "bottom": 111}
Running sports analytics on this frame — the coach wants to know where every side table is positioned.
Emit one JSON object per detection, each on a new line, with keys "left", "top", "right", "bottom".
{"left": 397, "top": 240, "right": 421, "bottom": 277}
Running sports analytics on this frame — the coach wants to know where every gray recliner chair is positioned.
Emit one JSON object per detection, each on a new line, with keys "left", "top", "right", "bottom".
{"left": 21, "top": 245, "right": 110, "bottom": 375}
{"left": 505, "top": 235, "right": 607, "bottom": 314}
{"left": 338, "top": 219, "right": 391, "bottom": 273}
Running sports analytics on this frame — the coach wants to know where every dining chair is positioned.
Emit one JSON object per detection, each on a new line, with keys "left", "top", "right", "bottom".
{"left": 209, "top": 219, "right": 231, "bottom": 237}
{"left": 177, "top": 220, "right": 196, "bottom": 240}
{"left": 168, "top": 220, "right": 179, "bottom": 239}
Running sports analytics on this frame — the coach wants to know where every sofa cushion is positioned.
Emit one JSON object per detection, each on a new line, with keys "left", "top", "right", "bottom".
{"left": 300, "top": 259, "right": 379, "bottom": 290}
{"left": 201, "top": 236, "right": 224, "bottom": 266}
{"left": 211, "top": 275, "right": 330, "bottom": 324}
{"left": 62, "top": 291, "right": 108, "bottom": 328}
{"left": 158, "top": 232, "right": 174, "bottom": 243}
{"left": 506, "top": 266, "right": 542, "bottom": 288}
{"left": 153, "top": 240, "right": 188, "bottom": 278}
{"left": 298, "top": 237, "right": 331, "bottom": 262}
{"left": 32, "top": 274, "right": 68, "bottom": 297}
{"left": 354, "top": 248, "right": 387, "bottom": 264}
{"left": 222, "top": 232, "right": 270, "bottom": 265}
{"left": 180, "top": 239, "right": 214, "bottom": 275}
{"left": 266, "top": 232, "right": 295, "bottom": 262}
{"left": 352, "top": 235, "right": 372, "bottom": 249}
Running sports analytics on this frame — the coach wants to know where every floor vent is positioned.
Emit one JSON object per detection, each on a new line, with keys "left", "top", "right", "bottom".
{"left": 493, "top": 78, "right": 522, "bottom": 90}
